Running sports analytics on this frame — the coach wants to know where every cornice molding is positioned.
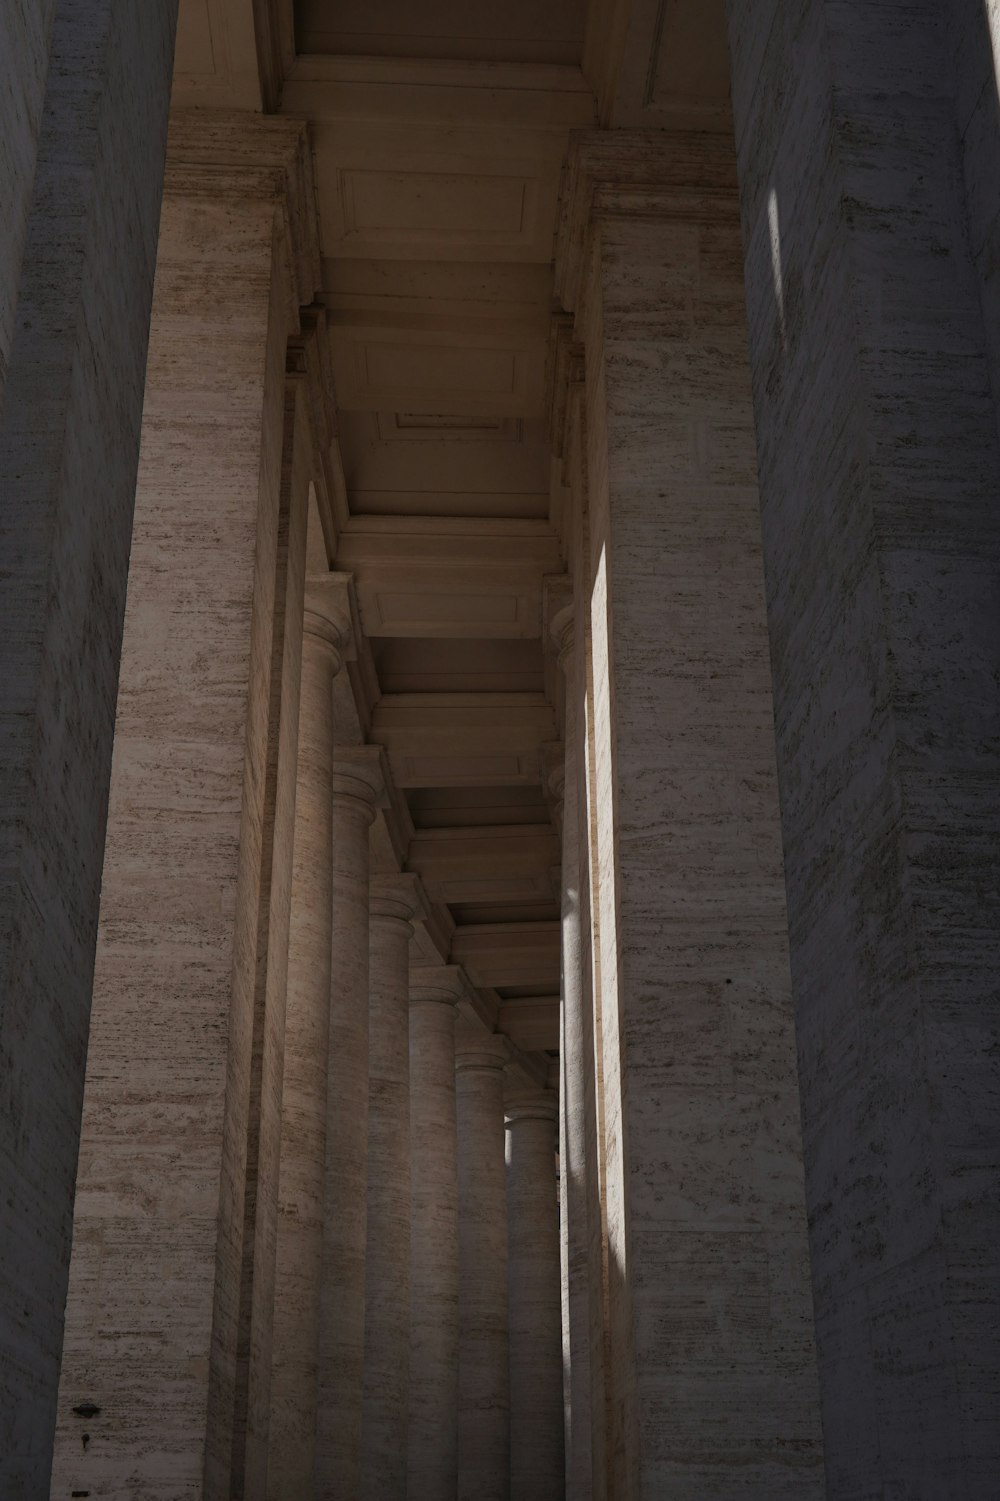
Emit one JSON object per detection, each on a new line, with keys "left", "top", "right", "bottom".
{"left": 164, "top": 109, "right": 320, "bottom": 312}
{"left": 555, "top": 128, "right": 741, "bottom": 312}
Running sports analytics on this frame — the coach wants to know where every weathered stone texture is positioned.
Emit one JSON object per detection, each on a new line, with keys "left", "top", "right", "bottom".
{"left": 554, "top": 612, "right": 596, "bottom": 1501}
{"left": 953, "top": 0, "right": 1000, "bottom": 448}
{"left": 408, "top": 971, "right": 462, "bottom": 1501}
{"left": 50, "top": 173, "right": 294, "bottom": 1499}
{"left": 360, "top": 876, "right": 422, "bottom": 1500}
{"left": 316, "top": 751, "right": 382, "bottom": 1497}
{"left": 0, "top": 0, "right": 53, "bottom": 402}
{"left": 567, "top": 132, "right": 824, "bottom": 1499}
{"left": 230, "top": 379, "right": 310, "bottom": 1501}
{"left": 0, "top": 4, "right": 176, "bottom": 1494}
{"left": 728, "top": 3, "right": 1000, "bottom": 1494}
{"left": 505, "top": 1091, "right": 563, "bottom": 1501}
{"left": 269, "top": 592, "right": 349, "bottom": 1500}
{"left": 456, "top": 1036, "right": 510, "bottom": 1501}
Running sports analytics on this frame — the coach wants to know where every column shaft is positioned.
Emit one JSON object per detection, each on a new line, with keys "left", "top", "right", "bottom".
{"left": 728, "top": 7, "right": 1000, "bottom": 1492}
{"left": 408, "top": 970, "right": 462, "bottom": 1501}
{"left": 316, "top": 751, "right": 383, "bottom": 1496}
{"left": 360, "top": 875, "right": 423, "bottom": 1500}
{"left": 457, "top": 1036, "right": 510, "bottom": 1501}
{"left": 0, "top": 5, "right": 175, "bottom": 1489}
{"left": 268, "top": 588, "right": 348, "bottom": 1499}
{"left": 230, "top": 374, "right": 314, "bottom": 1501}
{"left": 554, "top": 611, "right": 594, "bottom": 1500}
{"left": 558, "top": 133, "right": 824, "bottom": 1498}
{"left": 50, "top": 119, "right": 316, "bottom": 1498}
{"left": 506, "top": 1092, "right": 563, "bottom": 1501}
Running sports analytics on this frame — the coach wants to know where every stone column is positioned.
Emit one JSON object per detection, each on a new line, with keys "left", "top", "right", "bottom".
{"left": 0, "top": 5, "right": 175, "bottom": 1488}
{"left": 360, "top": 873, "right": 427, "bottom": 1501}
{"left": 505, "top": 1087, "right": 563, "bottom": 1501}
{"left": 316, "top": 745, "right": 386, "bottom": 1497}
{"left": 268, "top": 579, "right": 351, "bottom": 1500}
{"left": 408, "top": 966, "right": 464, "bottom": 1501}
{"left": 456, "top": 1032, "right": 510, "bottom": 1501}
{"left": 555, "top": 133, "right": 823, "bottom": 1499}
{"left": 50, "top": 116, "right": 318, "bottom": 1500}
{"left": 727, "top": 8, "right": 1000, "bottom": 1493}
{"left": 551, "top": 603, "right": 594, "bottom": 1499}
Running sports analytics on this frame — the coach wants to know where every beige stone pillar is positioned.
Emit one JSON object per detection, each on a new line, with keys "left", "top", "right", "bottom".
{"left": 50, "top": 117, "right": 318, "bottom": 1499}
{"left": 556, "top": 133, "right": 823, "bottom": 1499}
{"left": 456, "top": 1032, "right": 510, "bottom": 1501}
{"left": 360, "top": 873, "right": 427, "bottom": 1501}
{"left": 552, "top": 603, "right": 595, "bottom": 1501}
{"left": 268, "top": 579, "right": 351, "bottom": 1500}
{"left": 0, "top": 7, "right": 175, "bottom": 1486}
{"left": 505, "top": 1087, "right": 563, "bottom": 1501}
{"left": 230, "top": 360, "right": 316, "bottom": 1501}
{"left": 408, "top": 966, "right": 464, "bottom": 1501}
{"left": 316, "top": 745, "right": 386, "bottom": 1497}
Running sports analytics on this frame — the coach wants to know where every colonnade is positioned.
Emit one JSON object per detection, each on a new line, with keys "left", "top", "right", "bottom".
{"left": 258, "top": 587, "right": 564, "bottom": 1501}
{"left": 29, "top": 113, "right": 565, "bottom": 1500}
{"left": 4, "top": 7, "right": 999, "bottom": 1499}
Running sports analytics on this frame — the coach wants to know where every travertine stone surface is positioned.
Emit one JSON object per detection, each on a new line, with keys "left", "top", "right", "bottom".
{"left": 505, "top": 1088, "right": 563, "bottom": 1501}
{"left": 0, "top": 0, "right": 53, "bottom": 400}
{"left": 552, "top": 607, "right": 595, "bottom": 1500}
{"left": 50, "top": 118, "right": 313, "bottom": 1500}
{"left": 557, "top": 132, "right": 824, "bottom": 1499}
{"left": 456, "top": 1032, "right": 510, "bottom": 1501}
{"left": 360, "top": 873, "right": 427, "bottom": 1501}
{"left": 728, "top": 6, "right": 1000, "bottom": 1493}
{"left": 317, "top": 746, "right": 385, "bottom": 1498}
{"left": 231, "top": 372, "right": 312, "bottom": 1501}
{"left": 568, "top": 428, "right": 609, "bottom": 1501}
{"left": 0, "top": 6, "right": 175, "bottom": 1494}
{"left": 268, "top": 584, "right": 351, "bottom": 1500}
{"left": 408, "top": 967, "right": 464, "bottom": 1501}
{"left": 953, "top": 0, "right": 1000, "bottom": 447}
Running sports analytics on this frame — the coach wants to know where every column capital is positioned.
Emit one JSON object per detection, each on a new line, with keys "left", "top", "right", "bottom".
{"left": 549, "top": 603, "right": 574, "bottom": 673}
{"left": 304, "top": 572, "right": 356, "bottom": 672}
{"left": 454, "top": 1030, "right": 509, "bottom": 1075}
{"left": 370, "top": 872, "right": 428, "bottom": 933}
{"left": 504, "top": 1087, "right": 558, "bottom": 1129}
{"left": 409, "top": 964, "right": 470, "bottom": 1009}
{"left": 555, "top": 129, "right": 740, "bottom": 313}
{"left": 164, "top": 110, "right": 320, "bottom": 311}
{"left": 331, "top": 744, "right": 389, "bottom": 823}
{"left": 540, "top": 740, "right": 566, "bottom": 810}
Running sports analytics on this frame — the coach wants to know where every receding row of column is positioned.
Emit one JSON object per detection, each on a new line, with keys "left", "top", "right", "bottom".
{"left": 262, "top": 589, "right": 562, "bottom": 1501}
